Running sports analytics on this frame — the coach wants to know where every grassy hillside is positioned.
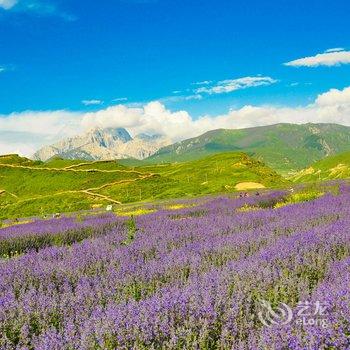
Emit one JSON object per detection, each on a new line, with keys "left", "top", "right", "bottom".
{"left": 98, "top": 152, "right": 285, "bottom": 202}
{"left": 293, "top": 151, "right": 350, "bottom": 182}
{"left": 0, "top": 152, "right": 286, "bottom": 219}
{"left": 146, "top": 123, "right": 350, "bottom": 174}
{"left": 0, "top": 154, "right": 41, "bottom": 166}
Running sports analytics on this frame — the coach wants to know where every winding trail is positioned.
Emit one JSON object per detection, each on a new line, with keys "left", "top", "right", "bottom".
{"left": 0, "top": 163, "right": 145, "bottom": 175}
{"left": 0, "top": 163, "right": 158, "bottom": 206}
{"left": 64, "top": 160, "right": 129, "bottom": 170}
{"left": 0, "top": 190, "right": 19, "bottom": 199}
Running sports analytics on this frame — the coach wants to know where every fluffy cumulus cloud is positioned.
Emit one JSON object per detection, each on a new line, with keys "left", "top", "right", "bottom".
{"left": 285, "top": 48, "right": 350, "bottom": 67}
{"left": 0, "top": 131, "right": 44, "bottom": 156}
{"left": 194, "top": 76, "right": 277, "bottom": 95}
{"left": 0, "top": 110, "right": 81, "bottom": 136}
{"left": 2, "top": 86, "right": 350, "bottom": 157}
{"left": 0, "top": 110, "right": 82, "bottom": 156}
{"left": 316, "top": 87, "right": 350, "bottom": 106}
{"left": 81, "top": 102, "right": 204, "bottom": 141}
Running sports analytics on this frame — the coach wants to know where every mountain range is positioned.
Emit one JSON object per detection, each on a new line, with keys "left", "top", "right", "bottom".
{"left": 148, "top": 123, "right": 350, "bottom": 173}
{"left": 33, "top": 123, "right": 350, "bottom": 174}
{"left": 33, "top": 128, "right": 171, "bottom": 162}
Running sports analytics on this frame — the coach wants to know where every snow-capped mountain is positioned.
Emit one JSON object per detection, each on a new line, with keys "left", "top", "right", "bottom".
{"left": 32, "top": 128, "right": 171, "bottom": 161}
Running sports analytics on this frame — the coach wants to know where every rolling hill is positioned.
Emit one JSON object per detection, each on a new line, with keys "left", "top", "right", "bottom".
{"left": 147, "top": 123, "right": 350, "bottom": 174}
{"left": 0, "top": 152, "right": 285, "bottom": 220}
{"left": 293, "top": 151, "right": 350, "bottom": 182}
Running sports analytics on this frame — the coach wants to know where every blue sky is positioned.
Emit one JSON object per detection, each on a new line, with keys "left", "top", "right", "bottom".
{"left": 1, "top": 0, "right": 350, "bottom": 155}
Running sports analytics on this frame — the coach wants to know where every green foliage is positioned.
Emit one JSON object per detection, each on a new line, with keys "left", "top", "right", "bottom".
{"left": 293, "top": 151, "right": 350, "bottom": 183}
{"left": 288, "top": 191, "right": 323, "bottom": 204}
{"left": 0, "top": 152, "right": 286, "bottom": 220}
{"left": 0, "top": 192, "right": 103, "bottom": 220}
{"left": 101, "top": 153, "right": 287, "bottom": 202}
{"left": 39, "top": 157, "right": 85, "bottom": 168}
{"left": 147, "top": 123, "right": 350, "bottom": 174}
{"left": 0, "top": 154, "right": 41, "bottom": 166}
{"left": 274, "top": 189, "right": 324, "bottom": 209}
{"left": 125, "top": 215, "right": 137, "bottom": 244}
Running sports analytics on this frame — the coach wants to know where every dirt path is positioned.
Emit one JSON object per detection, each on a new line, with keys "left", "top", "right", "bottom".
{"left": 64, "top": 160, "right": 127, "bottom": 170}
{"left": 80, "top": 191, "right": 122, "bottom": 204}
{"left": 85, "top": 173, "right": 156, "bottom": 191}
{"left": 0, "top": 172, "right": 157, "bottom": 207}
{"left": 0, "top": 189, "right": 19, "bottom": 199}
{"left": 0, "top": 163, "right": 146, "bottom": 175}
{"left": 1, "top": 189, "right": 121, "bottom": 206}
{"left": 79, "top": 173, "right": 156, "bottom": 204}
{"left": 64, "top": 160, "right": 112, "bottom": 169}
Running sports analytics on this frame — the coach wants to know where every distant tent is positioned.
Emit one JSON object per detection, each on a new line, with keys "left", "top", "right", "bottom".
{"left": 106, "top": 205, "right": 113, "bottom": 211}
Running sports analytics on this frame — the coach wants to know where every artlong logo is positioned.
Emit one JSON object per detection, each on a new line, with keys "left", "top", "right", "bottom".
{"left": 258, "top": 300, "right": 293, "bottom": 327}
{"left": 257, "top": 300, "right": 329, "bottom": 328}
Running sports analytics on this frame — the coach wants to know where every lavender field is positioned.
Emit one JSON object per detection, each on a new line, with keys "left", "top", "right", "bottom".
{"left": 1, "top": 188, "right": 350, "bottom": 349}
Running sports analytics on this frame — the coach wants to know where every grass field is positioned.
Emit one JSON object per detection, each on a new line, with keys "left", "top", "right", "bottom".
{"left": 293, "top": 151, "right": 350, "bottom": 183}
{"left": 0, "top": 152, "right": 286, "bottom": 220}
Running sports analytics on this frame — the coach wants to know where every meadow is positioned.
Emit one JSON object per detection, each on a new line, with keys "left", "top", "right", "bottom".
{"left": 0, "top": 185, "right": 349, "bottom": 349}
{"left": 0, "top": 153, "right": 285, "bottom": 220}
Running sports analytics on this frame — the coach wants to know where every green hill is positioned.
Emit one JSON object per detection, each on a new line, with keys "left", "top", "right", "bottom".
{"left": 146, "top": 123, "right": 350, "bottom": 174}
{"left": 0, "top": 154, "right": 41, "bottom": 166}
{"left": 293, "top": 151, "right": 350, "bottom": 182}
{"left": 0, "top": 152, "right": 285, "bottom": 220}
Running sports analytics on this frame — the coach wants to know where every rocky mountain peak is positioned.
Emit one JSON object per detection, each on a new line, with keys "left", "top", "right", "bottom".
{"left": 32, "top": 128, "right": 171, "bottom": 162}
{"left": 89, "top": 127, "right": 132, "bottom": 143}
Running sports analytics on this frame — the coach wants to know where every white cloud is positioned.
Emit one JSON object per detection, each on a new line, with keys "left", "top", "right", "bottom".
{"left": 112, "top": 97, "right": 128, "bottom": 102}
{"left": 192, "top": 80, "right": 212, "bottom": 86}
{"left": 0, "top": 110, "right": 81, "bottom": 136}
{"left": 82, "top": 105, "right": 142, "bottom": 130}
{"left": 0, "top": 131, "right": 46, "bottom": 156}
{"left": 0, "top": 0, "right": 17, "bottom": 9}
{"left": 2, "top": 86, "right": 350, "bottom": 157}
{"left": 82, "top": 99, "right": 104, "bottom": 106}
{"left": 194, "top": 76, "right": 277, "bottom": 95}
{"left": 325, "top": 48, "right": 345, "bottom": 53}
{"left": 0, "top": 0, "right": 75, "bottom": 20}
{"left": 81, "top": 100, "right": 213, "bottom": 142}
{"left": 315, "top": 87, "right": 350, "bottom": 106}
{"left": 160, "top": 94, "right": 203, "bottom": 103}
{"left": 0, "top": 110, "right": 82, "bottom": 156}
{"left": 0, "top": 142, "right": 34, "bottom": 157}
{"left": 285, "top": 48, "right": 350, "bottom": 67}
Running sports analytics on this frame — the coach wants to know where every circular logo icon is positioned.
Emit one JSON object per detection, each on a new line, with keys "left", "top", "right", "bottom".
{"left": 258, "top": 299, "right": 293, "bottom": 327}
